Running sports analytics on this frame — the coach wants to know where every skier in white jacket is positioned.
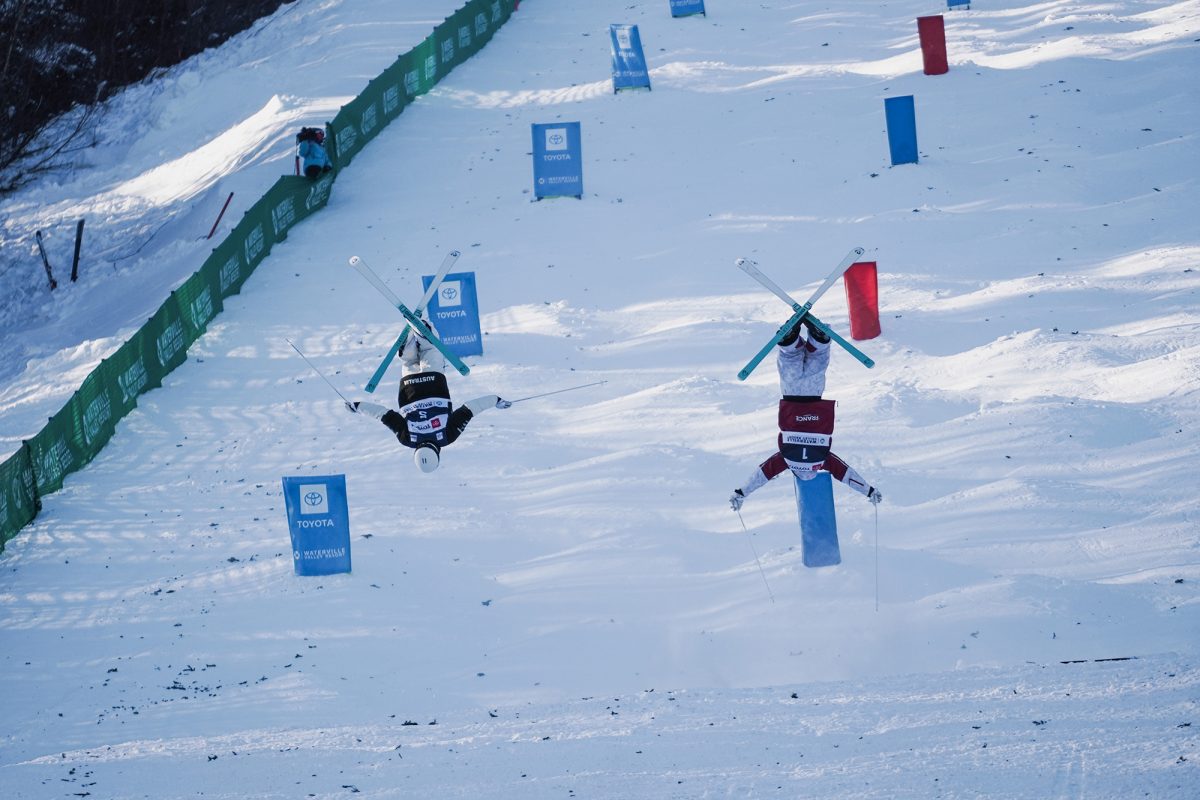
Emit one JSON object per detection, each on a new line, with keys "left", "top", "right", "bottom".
{"left": 730, "top": 317, "right": 882, "bottom": 510}
{"left": 347, "top": 326, "right": 509, "bottom": 473}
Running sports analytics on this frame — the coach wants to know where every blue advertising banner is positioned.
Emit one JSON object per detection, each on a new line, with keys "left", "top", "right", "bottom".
{"left": 669, "top": 0, "right": 706, "bottom": 17}
{"left": 884, "top": 95, "right": 919, "bottom": 166}
{"left": 609, "top": 24, "right": 651, "bottom": 92}
{"left": 282, "top": 474, "right": 352, "bottom": 576}
{"left": 422, "top": 270, "right": 483, "bottom": 358}
{"left": 532, "top": 122, "right": 583, "bottom": 199}
{"left": 947, "top": 0, "right": 970, "bottom": 9}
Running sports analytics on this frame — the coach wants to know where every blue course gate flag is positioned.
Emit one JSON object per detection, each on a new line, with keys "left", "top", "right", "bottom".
{"left": 532, "top": 122, "right": 583, "bottom": 199}
{"left": 422, "top": 271, "right": 483, "bottom": 358}
{"left": 609, "top": 24, "right": 651, "bottom": 92}
{"left": 669, "top": 0, "right": 706, "bottom": 17}
{"left": 884, "top": 95, "right": 919, "bottom": 166}
{"left": 283, "top": 474, "right": 352, "bottom": 576}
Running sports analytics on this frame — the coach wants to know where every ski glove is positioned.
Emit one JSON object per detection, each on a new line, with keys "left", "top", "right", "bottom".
{"left": 354, "top": 401, "right": 389, "bottom": 420}
{"left": 868, "top": 487, "right": 883, "bottom": 505}
{"left": 496, "top": 398, "right": 513, "bottom": 409}
{"left": 729, "top": 489, "right": 746, "bottom": 512}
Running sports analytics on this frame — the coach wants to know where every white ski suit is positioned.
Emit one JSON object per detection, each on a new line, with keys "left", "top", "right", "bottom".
{"left": 735, "top": 331, "right": 878, "bottom": 502}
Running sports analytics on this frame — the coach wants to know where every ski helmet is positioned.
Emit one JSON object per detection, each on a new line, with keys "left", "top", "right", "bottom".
{"left": 413, "top": 443, "right": 440, "bottom": 473}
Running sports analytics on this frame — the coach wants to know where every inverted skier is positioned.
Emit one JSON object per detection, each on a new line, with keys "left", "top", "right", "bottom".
{"left": 729, "top": 317, "right": 883, "bottom": 511}
{"left": 347, "top": 322, "right": 510, "bottom": 473}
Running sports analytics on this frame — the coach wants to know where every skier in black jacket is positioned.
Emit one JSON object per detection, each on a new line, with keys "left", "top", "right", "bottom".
{"left": 347, "top": 326, "right": 509, "bottom": 473}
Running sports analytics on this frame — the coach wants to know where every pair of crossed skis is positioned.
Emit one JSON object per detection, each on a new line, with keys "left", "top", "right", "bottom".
{"left": 736, "top": 247, "right": 874, "bottom": 379}
{"left": 349, "top": 246, "right": 873, "bottom": 392}
{"left": 348, "top": 252, "right": 469, "bottom": 393}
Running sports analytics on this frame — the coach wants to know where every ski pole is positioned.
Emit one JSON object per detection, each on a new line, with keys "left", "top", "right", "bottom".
{"left": 508, "top": 380, "right": 608, "bottom": 404}
{"left": 286, "top": 338, "right": 352, "bottom": 406}
{"left": 736, "top": 508, "right": 775, "bottom": 604}
{"left": 874, "top": 502, "right": 880, "bottom": 613}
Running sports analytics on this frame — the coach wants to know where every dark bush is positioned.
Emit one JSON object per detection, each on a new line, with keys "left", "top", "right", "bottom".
{"left": 0, "top": 0, "right": 292, "bottom": 193}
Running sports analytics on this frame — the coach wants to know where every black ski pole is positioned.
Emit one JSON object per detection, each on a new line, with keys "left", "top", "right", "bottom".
{"left": 508, "top": 380, "right": 608, "bottom": 404}
{"left": 736, "top": 508, "right": 775, "bottom": 604}
{"left": 286, "top": 338, "right": 352, "bottom": 405}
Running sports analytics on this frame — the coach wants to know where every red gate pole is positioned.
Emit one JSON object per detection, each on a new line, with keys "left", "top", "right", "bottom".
{"left": 207, "top": 192, "right": 235, "bottom": 240}
{"left": 917, "top": 15, "right": 949, "bottom": 76}
{"left": 844, "top": 262, "right": 881, "bottom": 341}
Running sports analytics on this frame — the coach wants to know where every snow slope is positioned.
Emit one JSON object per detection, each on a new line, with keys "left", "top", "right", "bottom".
{"left": 0, "top": 0, "right": 471, "bottom": 412}
{"left": 2, "top": 0, "right": 1199, "bottom": 797}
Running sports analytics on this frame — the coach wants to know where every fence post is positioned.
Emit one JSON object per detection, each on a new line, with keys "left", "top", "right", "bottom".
{"left": 71, "top": 219, "right": 85, "bottom": 282}
{"left": 35, "top": 231, "right": 57, "bottom": 290}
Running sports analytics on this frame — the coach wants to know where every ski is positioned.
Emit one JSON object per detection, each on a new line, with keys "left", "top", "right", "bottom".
{"left": 348, "top": 255, "right": 471, "bottom": 378}
{"left": 737, "top": 248, "right": 861, "bottom": 312}
{"left": 794, "top": 472, "right": 842, "bottom": 567}
{"left": 360, "top": 251, "right": 460, "bottom": 392}
{"left": 735, "top": 248, "right": 875, "bottom": 380}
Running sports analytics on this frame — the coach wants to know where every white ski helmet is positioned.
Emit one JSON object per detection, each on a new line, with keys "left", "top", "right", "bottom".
{"left": 413, "top": 443, "right": 440, "bottom": 473}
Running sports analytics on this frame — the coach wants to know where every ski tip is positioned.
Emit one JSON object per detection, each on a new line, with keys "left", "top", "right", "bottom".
{"left": 450, "top": 249, "right": 461, "bottom": 257}
{"left": 348, "top": 256, "right": 360, "bottom": 266}
{"left": 852, "top": 247, "right": 865, "bottom": 256}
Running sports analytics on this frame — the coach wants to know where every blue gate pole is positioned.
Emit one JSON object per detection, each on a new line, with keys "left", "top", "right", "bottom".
{"left": 884, "top": 95, "right": 919, "bottom": 166}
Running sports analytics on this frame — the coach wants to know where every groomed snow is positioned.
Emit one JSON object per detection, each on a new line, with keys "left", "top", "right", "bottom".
{"left": 1, "top": 1, "right": 1197, "bottom": 797}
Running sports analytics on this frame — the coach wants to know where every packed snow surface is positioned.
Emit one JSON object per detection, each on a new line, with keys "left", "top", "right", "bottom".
{"left": 1, "top": 0, "right": 1197, "bottom": 797}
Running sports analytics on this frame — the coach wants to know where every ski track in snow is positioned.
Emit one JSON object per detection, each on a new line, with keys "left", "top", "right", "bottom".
{"left": 7, "top": 656, "right": 1199, "bottom": 799}
{"left": 1, "top": 0, "right": 1199, "bottom": 797}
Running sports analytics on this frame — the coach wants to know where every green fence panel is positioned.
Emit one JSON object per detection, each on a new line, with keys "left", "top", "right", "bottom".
{"left": 0, "top": 445, "right": 38, "bottom": 552}
{"left": 105, "top": 329, "right": 156, "bottom": 416}
{"left": 471, "top": 0, "right": 498, "bottom": 50}
{"left": 230, "top": 194, "right": 278, "bottom": 276}
{"left": 74, "top": 367, "right": 120, "bottom": 461}
{"left": 175, "top": 265, "right": 225, "bottom": 344}
{"left": 331, "top": 74, "right": 409, "bottom": 168}
{"left": 415, "top": 32, "right": 448, "bottom": 97}
{"left": 148, "top": 294, "right": 191, "bottom": 379}
{"left": 265, "top": 174, "right": 333, "bottom": 242}
{"left": 207, "top": 230, "right": 251, "bottom": 300}
{"left": 286, "top": 171, "right": 336, "bottom": 225}
{"left": 435, "top": 17, "right": 464, "bottom": 74}
{"left": 27, "top": 400, "right": 84, "bottom": 496}
{"left": 24, "top": 357, "right": 123, "bottom": 496}
{"left": 488, "top": 0, "right": 516, "bottom": 39}
{"left": 377, "top": 59, "right": 414, "bottom": 119}
{"left": 407, "top": 34, "right": 443, "bottom": 100}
